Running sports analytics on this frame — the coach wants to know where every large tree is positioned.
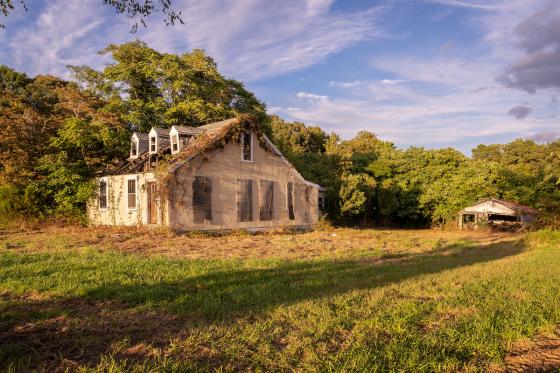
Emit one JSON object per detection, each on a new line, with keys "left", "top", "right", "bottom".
{"left": 70, "top": 41, "right": 267, "bottom": 132}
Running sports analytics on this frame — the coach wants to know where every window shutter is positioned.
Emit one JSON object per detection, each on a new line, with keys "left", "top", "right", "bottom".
{"left": 193, "top": 176, "right": 212, "bottom": 223}
{"left": 259, "top": 180, "right": 274, "bottom": 221}
{"left": 237, "top": 179, "right": 253, "bottom": 222}
{"left": 287, "top": 182, "right": 295, "bottom": 220}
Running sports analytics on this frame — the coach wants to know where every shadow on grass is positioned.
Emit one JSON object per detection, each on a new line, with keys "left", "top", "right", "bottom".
{"left": 87, "top": 236, "right": 526, "bottom": 320}
{"left": 1, "top": 237, "right": 527, "bottom": 370}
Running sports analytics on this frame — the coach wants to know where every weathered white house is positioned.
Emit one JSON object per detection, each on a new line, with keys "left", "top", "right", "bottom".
{"left": 458, "top": 198, "right": 538, "bottom": 230}
{"left": 88, "top": 116, "right": 323, "bottom": 231}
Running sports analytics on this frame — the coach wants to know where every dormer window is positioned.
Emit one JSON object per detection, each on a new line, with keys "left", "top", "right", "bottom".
{"left": 130, "top": 139, "right": 138, "bottom": 158}
{"left": 241, "top": 131, "right": 252, "bottom": 162}
{"left": 150, "top": 136, "right": 157, "bottom": 152}
{"left": 171, "top": 134, "right": 179, "bottom": 153}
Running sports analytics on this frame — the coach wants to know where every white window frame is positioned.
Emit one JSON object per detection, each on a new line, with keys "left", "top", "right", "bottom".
{"left": 99, "top": 177, "right": 109, "bottom": 210}
{"left": 241, "top": 131, "right": 253, "bottom": 162}
{"left": 150, "top": 135, "right": 157, "bottom": 153}
{"left": 126, "top": 176, "right": 138, "bottom": 211}
{"left": 171, "top": 134, "right": 179, "bottom": 153}
{"left": 130, "top": 138, "right": 139, "bottom": 158}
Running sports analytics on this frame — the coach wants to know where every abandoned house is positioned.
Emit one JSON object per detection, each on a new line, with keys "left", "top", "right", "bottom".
{"left": 458, "top": 198, "right": 538, "bottom": 230}
{"left": 87, "top": 116, "right": 323, "bottom": 231}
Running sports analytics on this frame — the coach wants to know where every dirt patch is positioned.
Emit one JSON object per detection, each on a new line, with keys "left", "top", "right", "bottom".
{"left": 0, "top": 226, "right": 521, "bottom": 261}
{"left": 0, "top": 292, "right": 189, "bottom": 371}
{"left": 501, "top": 332, "right": 560, "bottom": 372}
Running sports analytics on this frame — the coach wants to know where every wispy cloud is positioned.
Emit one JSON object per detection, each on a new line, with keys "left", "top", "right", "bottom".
{"left": 297, "top": 92, "right": 329, "bottom": 101}
{"left": 423, "top": 0, "right": 500, "bottom": 11}
{"left": 0, "top": 0, "right": 385, "bottom": 81}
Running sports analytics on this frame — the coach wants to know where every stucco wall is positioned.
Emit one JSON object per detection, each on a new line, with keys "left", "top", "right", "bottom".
{"left": 168, "top": 132, "right": 320, "bottom": 231}
{"left": 88, "top": 172, "right": 167, "bottom": 226}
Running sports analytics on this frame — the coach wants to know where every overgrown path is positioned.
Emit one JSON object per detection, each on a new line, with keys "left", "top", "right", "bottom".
{"left": 1, "top": 228, "right": 559, "bottom": 371}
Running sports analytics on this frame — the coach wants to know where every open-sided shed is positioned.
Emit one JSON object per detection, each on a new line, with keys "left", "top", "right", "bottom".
{"left": 458, "top": 198, "right": 538, "bottom": 230}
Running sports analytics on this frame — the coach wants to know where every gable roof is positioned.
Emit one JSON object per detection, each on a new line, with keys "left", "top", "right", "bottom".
{"left": 465, "top": 198, "right": 538, "bottom": 215}
{"left": 132, "top": 132, "right": 149, "bottom": 141}
{"left": 150, "top": 128, "right": 170, "bottom": 138}
{"left": 168, "top": 117, "right": 321, "bottom": 189}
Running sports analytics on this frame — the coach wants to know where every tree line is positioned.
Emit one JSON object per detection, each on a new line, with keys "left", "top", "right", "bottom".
{"left": 1, "top": 41, "right": 559, "bottom": 227}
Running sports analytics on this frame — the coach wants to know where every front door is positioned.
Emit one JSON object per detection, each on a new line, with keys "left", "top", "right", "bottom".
{"left": 147, "top": 182, "right": 158, "bottom": 224}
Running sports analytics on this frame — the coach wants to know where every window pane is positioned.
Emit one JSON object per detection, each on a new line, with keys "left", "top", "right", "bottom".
{"left": 127, "top": 179, "right": 136, "bottom": 209}
{"left": 287, "top": 182, "right": 295, "bottom": 220}
{"left": 193, "top": 176, "right": 212, "bottom": 223}
{"left": 131, "top": 141, "right": 137, "bottom": 156}
{"left": 259, "top": 180, "right": 274, "bottom": 221}
{"left": 99, "top": 180, "right": 107, "bottom": 209}
{"left": 237, "top": 179, "right": 253, "bottom": 222}
{"left": 242, "top": 132, "right": 252, "bottom": 161}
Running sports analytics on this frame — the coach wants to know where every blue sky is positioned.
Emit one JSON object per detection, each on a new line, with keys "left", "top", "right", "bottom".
{"left": 1, "top": 0, "right": 559, "bottom": 153}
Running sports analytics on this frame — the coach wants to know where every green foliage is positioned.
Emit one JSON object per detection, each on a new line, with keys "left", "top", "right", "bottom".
{"left": 71, "top": 41, "right": 267, "bottom": 132}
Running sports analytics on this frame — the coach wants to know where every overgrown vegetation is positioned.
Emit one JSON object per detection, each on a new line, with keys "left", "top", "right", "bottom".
{"left": 1, "top": 41, "right": 560, "bottom": 227}
{"left": 1, "top": 228, "right": 560, "bottom": 371}
{"left": 269, "top": 115, "right": 560, "bottom": 227}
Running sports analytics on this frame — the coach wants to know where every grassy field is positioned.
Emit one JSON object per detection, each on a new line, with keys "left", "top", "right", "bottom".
{"left": 1, "top": 227, "right": 560, "bottom": 372}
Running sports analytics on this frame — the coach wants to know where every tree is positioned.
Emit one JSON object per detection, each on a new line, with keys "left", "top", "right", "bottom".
{"left": 70, "top": 41, "right": 267, "bottom": 132}
{"left": 1, "top": 0, "right": 183, "bottom": 32}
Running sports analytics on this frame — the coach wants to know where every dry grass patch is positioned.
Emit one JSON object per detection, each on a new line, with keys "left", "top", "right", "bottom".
{"left": 0, "top": 225, "right": 519, "bottom": 261}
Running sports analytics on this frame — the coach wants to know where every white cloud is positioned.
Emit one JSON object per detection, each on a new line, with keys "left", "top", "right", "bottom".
{"left": 381, "top": 79, "right": 409, "bottom": 85}
{"left": 0, "top": 0, "right": 385, "bottom": 81}
{"left": 297, "top": 92, "right": 329, "bottom": 101}
{"left": 422, "top": 0, "right": 500, "bottom": 11}
{"left": 329, "top": 80, "right": 365, "bottom": 88}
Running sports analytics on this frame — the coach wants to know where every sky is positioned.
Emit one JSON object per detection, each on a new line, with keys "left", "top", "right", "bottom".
{"left": 1, "top": 0, "right": 559, "bottom": 153}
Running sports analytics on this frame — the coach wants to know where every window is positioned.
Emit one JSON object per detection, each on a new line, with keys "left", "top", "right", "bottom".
{"left": 237, "top": 178, "right": 253, "bottom": 222}
{"left": 259, "top": 180, "right": 274, "bottom": 221}
{"left": 127, "top": 178, "right": 137, "bottom": 209}
{"left": 287, "top": 182, "right": 295, "bottom": 220}
{"left": 99, "top": 179, "right": 108, "bottom": 209}
{"left": 241, "top": 131, "right": 252, "bottom": 162}
{"left": 172, "top": 134, "right": 179, "bottom": 152}
{"left": 150, "top": 136, "right": 157, "bottom": 152}
{"left": 130, "top": 139, "right": 138, "bottom": 157}
{"left": 193, "top": 176, "right": 212, "bottom": 223}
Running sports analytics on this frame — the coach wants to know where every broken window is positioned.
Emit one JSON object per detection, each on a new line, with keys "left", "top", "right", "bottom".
{"left": 171, "top": 134, "right": 179, "bottom": 152}
{"left": 260, "top": 180, "right": 274, "bottom": 221}
{"left": 241, "top": 131, "right": 252, "bottom": 161}
{"left": 127, "top": 178, "right": 137, "bottom": 209}
{"left": 287, "top": 182, "right": 295, "bottom": 220}
{"left": 237, "top": 178, "right": 253, "bottom": 222}
{"left": 193, "top": 176, "right": 212, "bottom": 223}
{"left": 99, "top": 179, "right": 108, "bottom": 209}
{"left": 130, "top": 139, "right": 138, "bottom": 157}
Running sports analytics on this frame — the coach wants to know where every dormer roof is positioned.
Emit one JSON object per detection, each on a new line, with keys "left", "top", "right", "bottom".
{"left": 150, "top": 128, "right": 171, "bottom": 138}
{"left": 132, "top": 132, "right": 149, "bottom": 141}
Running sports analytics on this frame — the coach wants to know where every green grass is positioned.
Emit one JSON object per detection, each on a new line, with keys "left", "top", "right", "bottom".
{"left": 1, "top": 230, "right": 560, "bottom": 371}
